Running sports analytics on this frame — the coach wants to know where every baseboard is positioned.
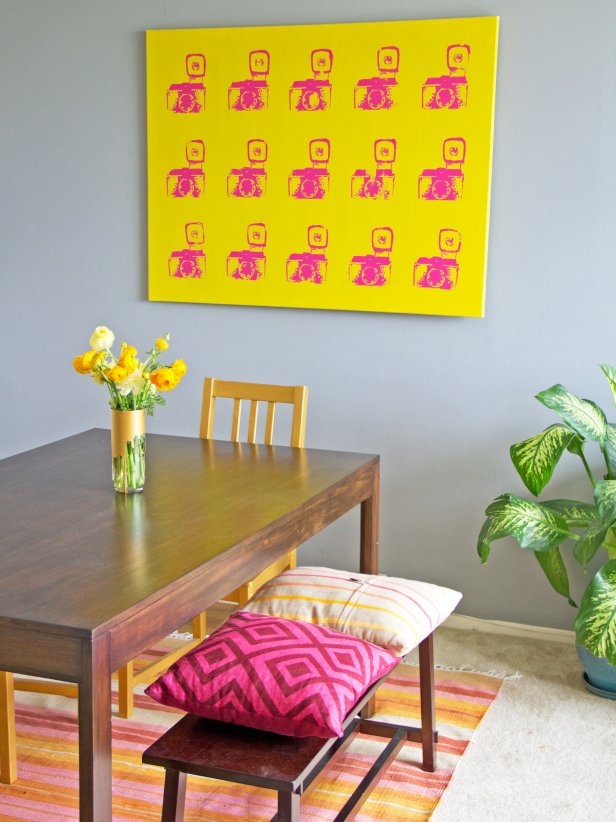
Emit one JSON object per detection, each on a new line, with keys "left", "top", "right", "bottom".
{"left": 444, "top": 613, "right": 575, "bottom": 644}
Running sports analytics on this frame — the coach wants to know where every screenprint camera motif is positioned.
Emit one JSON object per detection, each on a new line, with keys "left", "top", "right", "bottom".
{"left": 147, "top": 18, "right": 498, "bottom": 317}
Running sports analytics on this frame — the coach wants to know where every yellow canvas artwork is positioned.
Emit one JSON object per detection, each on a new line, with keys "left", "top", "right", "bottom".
{"left": 146, "top": 17, "right": 498, "bottom": 317}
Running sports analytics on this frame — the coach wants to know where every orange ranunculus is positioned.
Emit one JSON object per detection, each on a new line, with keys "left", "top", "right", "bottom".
{"left": 72, "top": 350, "right": 98, "bottom": 375}
{"left": 107, "top": 365, "right": 128, "bottom": 383}
{"left": 155, "top": 337, "right": 169, "bottom": 351}
{"left": 149, "top": 367, "right": 178, "bottom": 391}
{"left": 171, "top": 359, "right": 187, "bottom": 378}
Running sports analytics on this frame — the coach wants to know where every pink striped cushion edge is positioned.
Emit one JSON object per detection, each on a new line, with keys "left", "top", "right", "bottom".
{"left": 145, "top": 611, "right": 398, "bottom": 738}
{"left": 242, "top": 566, "right": 462, "bottom": 656}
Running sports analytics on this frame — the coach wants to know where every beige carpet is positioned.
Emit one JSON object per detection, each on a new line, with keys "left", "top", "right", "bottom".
{"left": 406, "top": 626, "right": 616, "bottom": 822}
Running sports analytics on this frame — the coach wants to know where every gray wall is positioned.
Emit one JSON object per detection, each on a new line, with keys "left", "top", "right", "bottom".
{"left": 2, "top": 0, "right": 615, "bottom": 630}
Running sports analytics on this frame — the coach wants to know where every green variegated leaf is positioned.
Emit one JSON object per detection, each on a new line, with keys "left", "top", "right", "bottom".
{"left": 541, "top": 499, "right": 598, "bottom": 527}
{"left": 594, "top": 480, "right": 616, "bottom": 524}
{"left": 510, "top": 425, "right": 575, "bottom": 496}
{"left": 603, "top": 424, "right": 616, "bottom": 478}
{"left": 534, "top": 548, "right": 576, "bottom": 606}
{"left": 477, "top": 515, "right": 515, "bottom": 563}
{"left": 535, "top": 384, "right": 607, "bottom": 443}
{"left": 600, "top": 363, "right": 616, "bottom": 408}
{"left": 566, "top": 433, "right": 585, "bottom": 457}
{"left": 573, "top": 521, "right": 609, "bottom": 568}
{"left": 484, "top": 494, "right": 570, "bottom": 552}
{"left": 575, "top": 559, "right": 616, "bottom": 665}
{"left": 477, "top": 518, "right": 492, "bottom": 563}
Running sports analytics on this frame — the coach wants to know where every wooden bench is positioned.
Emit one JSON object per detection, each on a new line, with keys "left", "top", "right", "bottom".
{"left": 142, "top": 634, "right": 436, "bottom": 822}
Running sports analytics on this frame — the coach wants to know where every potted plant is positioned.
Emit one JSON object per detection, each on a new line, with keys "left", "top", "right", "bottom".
{"left": 478, "top": 365, "right": 616, "bottom": 697}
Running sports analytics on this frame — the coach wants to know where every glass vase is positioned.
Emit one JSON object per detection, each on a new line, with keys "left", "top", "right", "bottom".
{"left": 110, "top": 409, "right": 146, "bottom": 493}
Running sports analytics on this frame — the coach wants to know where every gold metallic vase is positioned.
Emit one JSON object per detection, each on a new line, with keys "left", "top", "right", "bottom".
{"left": 110, "top": 409, "right": 146, "bottom": 493}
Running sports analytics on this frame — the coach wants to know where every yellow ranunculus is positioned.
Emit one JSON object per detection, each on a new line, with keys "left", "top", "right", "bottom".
{"left": 72, "top": 350, "right": 99, "bottom": 375}
{"left": 120, "top": 343, "right": 138, "bottom": 357}
{"left": 171, "top": 359, "right": 187, "bottom": 378}
{"left": 119, "top": 352, "right": 138, "bottom": 373}
{"left": 149, "top": 367, "right": 178, "bottom": 391}
{"left": 107, "top": 365, "right": 128, "bottom": 383}
{"left": 89, "top": 326, "right": 115, "bottom": 352}
{"left": 155, "top": 337, "right": 169, "bottom": 351}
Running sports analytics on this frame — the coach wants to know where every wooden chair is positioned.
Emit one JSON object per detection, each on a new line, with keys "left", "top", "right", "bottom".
{"left": 114, "top": 378, "right": 309, "bottom": 717}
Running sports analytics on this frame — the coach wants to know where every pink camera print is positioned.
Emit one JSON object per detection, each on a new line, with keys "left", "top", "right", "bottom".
{"left": 166, "top": 54, "right": 206, "bottom": 113}
{"left": 349, "top": 227, "right": 394, "bottom": 286}
{"left": 228, "top": 50, "right": 270, "bottom": 111}
{"left": 289, "top": 49, "right": 333, "bottom": 111}
{"left": 168, "top": 223, "right": 205, "bottom": 279}
{"left": 414, "top": 228, "right": 462, "bottom": 290}
{"left": 286, "top": 225, "right": 328, "bottom": 284}
{"left": 288, "top": 139, "right": 330, "bottom": 199}
{"left": 227, "top": 223, "right": 267, "bottom": 281}
{"left": 422, "top": 45, "right": 470, "bottom": 110}
{"left": 227, "top": 140, "right": 268, "bottom": 198}
{"left": 351, "top": 139, "right": 396, "bottom": 200}
{"left": 354, "top": 47, "right": 400, "bottom": 110}
{"left": 418, "top": 138, "right": 466, "bottom": 200}
{"left": 166, "top": 140, "right": 205, "bottom": 198}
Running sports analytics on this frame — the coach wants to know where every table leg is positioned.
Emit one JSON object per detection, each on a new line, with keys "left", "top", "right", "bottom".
{"left": 360, "top": 461, "right": 379, "bottom": 575}
{"left": 361, "top": 461, "right": 380, "bottom": 718}
{"left": 0, "top": 671, "right": 17, "bottom": 784}
{"left": 78, "top": 635, "right": 112, "bottom": 821}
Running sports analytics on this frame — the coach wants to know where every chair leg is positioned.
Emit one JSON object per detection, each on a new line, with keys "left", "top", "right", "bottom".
{"left": 275, "top": 790, "right": 300, "bottom": 822}
{"left": 0, "top": 671, "right": 18, "bottom": 784}
{"left": 236, "top": 584, "right": 250, "bottom": 608}
{"left": 117, "top": 614, "right": 205, "bottom": 721}
{"left": 162, "top": 768, "right": 187, "bottom": 822}
{"left": 418, "top": 633, "right": 436, "bottom": 772}
{"left": 117, "top": 661, "right": 134, "bottom": 719}
{"left": 191, "top": 612, "right": 206, "bottom": 641}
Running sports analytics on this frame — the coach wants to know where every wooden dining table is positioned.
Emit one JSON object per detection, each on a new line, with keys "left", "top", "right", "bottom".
{"left": 0, "top": 428, "right": 380, "bottom": 821}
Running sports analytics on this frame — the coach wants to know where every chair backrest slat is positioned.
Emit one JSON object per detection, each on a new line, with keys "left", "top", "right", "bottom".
{"left": 247, "top": 400, "right": 259, "bottom": 444}
{"left": 264, "top": 401, "right": 276, "bottom": 445}
{"left": 230, "top": 398, "right": 242, "bottom": 442}
{"left": 200, "top": 378, "right": 308, "bottom": 448}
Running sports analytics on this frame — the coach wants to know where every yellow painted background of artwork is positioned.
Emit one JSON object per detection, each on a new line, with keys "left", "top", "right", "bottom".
{"left": 147, "top": 17, "right": 498, "bottom": 317}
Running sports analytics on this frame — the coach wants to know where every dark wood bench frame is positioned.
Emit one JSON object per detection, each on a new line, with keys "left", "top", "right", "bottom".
{"left": 142, "top": 634, "right": 436, "bottom": 822}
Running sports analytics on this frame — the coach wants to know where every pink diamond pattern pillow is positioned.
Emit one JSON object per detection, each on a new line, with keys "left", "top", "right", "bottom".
{"left": 243, "top": 566, "right": 462, "bottom": 657}
{"left": 145, "top": 611, "right": 398, "bottom": 738}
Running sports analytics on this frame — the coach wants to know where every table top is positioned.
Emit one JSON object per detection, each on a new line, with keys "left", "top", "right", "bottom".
{"left": 0, "top": 429, "right": 377, "bottom": 638}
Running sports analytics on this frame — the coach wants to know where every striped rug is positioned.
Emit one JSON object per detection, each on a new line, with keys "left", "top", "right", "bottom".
{"left": 0, "top": 658, "right": 502, "bottom": 821}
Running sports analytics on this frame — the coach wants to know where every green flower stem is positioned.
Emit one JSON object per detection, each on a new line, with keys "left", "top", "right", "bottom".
{"left": 112, "top": 434, "right": 146, "bottom": 493}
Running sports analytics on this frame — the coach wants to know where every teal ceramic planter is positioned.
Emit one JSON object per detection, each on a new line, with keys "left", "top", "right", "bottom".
{"left": 576, "top": 643, "right": 616, "bottom": 698}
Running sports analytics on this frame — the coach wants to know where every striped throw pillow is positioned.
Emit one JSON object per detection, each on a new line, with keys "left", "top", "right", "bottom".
{"left": 243, "top": 566, "right": 462, "bottom": 657}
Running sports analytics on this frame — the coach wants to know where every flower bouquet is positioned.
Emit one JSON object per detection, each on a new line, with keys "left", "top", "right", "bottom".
{"left": 72, "top": 326, "right": 186, "bottom": 492}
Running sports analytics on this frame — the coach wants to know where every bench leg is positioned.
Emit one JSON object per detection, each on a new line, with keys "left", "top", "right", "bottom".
{"left": 162, "top": 768, "right": 187, "bottom": 822}
{"left": 418, "top": 633, "right": 436, "bottom": 772}
{"left": 276, "top": 790, "right": 300, "bottom": 822}
{"left": 0, "top": 671, "right": 17, "bottom": 784}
